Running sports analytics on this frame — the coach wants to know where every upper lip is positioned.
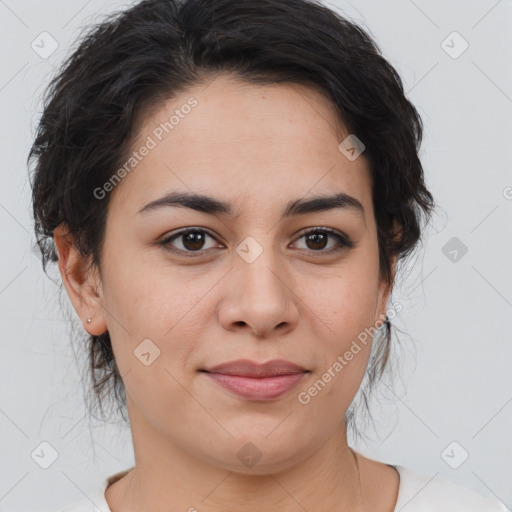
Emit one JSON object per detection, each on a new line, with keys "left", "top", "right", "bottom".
{"left": 202, "top": 359, "right": 308, "bottom": 378}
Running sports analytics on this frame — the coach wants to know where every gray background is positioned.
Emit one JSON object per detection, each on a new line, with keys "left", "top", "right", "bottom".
{"left": 0, "top": 0, "right": 511, "bottom": 510}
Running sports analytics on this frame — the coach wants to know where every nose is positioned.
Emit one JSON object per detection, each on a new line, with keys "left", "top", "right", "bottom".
{"left": 218, "top": 241, "right": 300, "bottom": 338}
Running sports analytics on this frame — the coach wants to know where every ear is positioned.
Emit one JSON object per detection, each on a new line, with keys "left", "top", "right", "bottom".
{"left": 53, "top": 223, "right": 108, "bottom": 336}
{"left": 374, "top": 252, "right": 398, "bottom": 329}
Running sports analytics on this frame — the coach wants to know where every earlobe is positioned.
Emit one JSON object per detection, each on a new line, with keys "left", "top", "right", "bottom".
{"left": 53, "top": 223, "right": 108, "bottom": 335}
{"left": 374, "top": 284, "right": 390, "bottom": 329}
{"left": 374, "top": 254, "right": 398, "bottom": 328}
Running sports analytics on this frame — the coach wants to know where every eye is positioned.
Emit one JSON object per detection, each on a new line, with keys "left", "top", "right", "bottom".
{"left": 292, "top": 228, "right": 354, "bottom": 254}
{"left": 159, "top": 227, "right": 354, "bottom": 258}
{"left": 159, "top": 228, "right": 222, "bottom": 256}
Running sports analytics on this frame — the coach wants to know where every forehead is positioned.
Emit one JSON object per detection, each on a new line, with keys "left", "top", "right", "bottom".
{"left": 112, "top": 74, "right": 373, "bottom": 218}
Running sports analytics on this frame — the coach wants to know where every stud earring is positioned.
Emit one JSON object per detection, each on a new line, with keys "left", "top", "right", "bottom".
{"left": 86, "top": 317, "right": 92, "bottom": 324}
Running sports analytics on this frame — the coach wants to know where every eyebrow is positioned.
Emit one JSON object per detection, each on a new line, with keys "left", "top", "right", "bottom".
{"left": 138, "top": 191, "right": 365, "bottom": 221}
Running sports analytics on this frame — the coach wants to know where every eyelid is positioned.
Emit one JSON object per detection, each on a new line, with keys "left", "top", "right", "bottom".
{"left": 159, "top": 226, "right": 354, "bottom": 257}
{"left": 292, "top": 227, "right": 354, "bottom": 247}
{"left": 159, "top": 227, "right": 223, "bottom": 254}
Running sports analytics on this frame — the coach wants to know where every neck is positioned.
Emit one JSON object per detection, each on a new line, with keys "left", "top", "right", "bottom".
{"left": 112, "top": 399, "right": 362, "bottom": 512}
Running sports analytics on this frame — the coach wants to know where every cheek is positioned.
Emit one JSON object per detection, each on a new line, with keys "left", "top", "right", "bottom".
{"left": 101, "top": 257, "right": 217, "bottom": 373}
{"left": 300, "top": 249, "right": 381, "bottom": 402}
{"left": 101, "top": 270, "right": 212, "bottom": 425}
{"left": 302, "top": 274, "right": 378, "bottom": 413}
{"left": 311, "top": 260, "right": 380, "bottom": 339}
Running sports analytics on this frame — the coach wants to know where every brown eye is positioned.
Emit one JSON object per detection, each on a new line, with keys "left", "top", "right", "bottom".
{"left": 305, "top": 231, "right": 328, "bottom": 250}
{"left": 160, "top": 228, "right": 221, "bottom": 255}
{"left": 180, "top": 231, "right": 207, "bottom": 251}
{"left": 159, "top": 227, "right": 354, "bottom": 258}
{"left": 293, "top": 228, "right": 354, "bottom": 254}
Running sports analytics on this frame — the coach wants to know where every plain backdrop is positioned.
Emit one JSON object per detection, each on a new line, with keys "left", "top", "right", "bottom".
{"left": 0, "top": 0, "right": 511, "bottom": 510}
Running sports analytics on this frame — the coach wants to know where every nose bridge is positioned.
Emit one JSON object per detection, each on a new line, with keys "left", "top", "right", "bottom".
{"left": 235, "top": 233, "right": 289, "bottom": 301}
{"left": 220, "top": 232, "right": 298, "bottom": 335}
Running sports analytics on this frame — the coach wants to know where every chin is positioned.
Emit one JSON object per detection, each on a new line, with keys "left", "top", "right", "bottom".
{"left": 197, "top": 434, "right": 320, "bottom": 475}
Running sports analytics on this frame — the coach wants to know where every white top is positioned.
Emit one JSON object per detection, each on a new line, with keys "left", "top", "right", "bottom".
{"left": 58, "top": 464, "right": 508, "bottom": 511}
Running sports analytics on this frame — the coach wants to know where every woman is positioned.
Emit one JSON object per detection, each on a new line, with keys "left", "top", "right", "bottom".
{"left": 29, "top": 0, "right": 506, "bottom": 510}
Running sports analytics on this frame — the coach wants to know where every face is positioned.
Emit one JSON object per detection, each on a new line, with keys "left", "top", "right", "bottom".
{"left": 57, "top": 73, "right": 394, "bottom": 474}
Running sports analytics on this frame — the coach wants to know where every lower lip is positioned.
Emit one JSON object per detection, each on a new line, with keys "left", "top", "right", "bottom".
{"left": 204, "top": 372, "right": 307, "bottom": 401}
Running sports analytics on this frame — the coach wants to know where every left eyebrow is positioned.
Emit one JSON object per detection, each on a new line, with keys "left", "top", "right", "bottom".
{"left": 138, "top": 191, "right": 366, "bottom": 223}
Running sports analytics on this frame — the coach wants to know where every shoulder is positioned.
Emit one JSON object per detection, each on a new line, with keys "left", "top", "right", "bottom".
{"left": 54, "top": 467, "right": 132, "bottom": 512}
{"left": 55, "top": 490, "right": 110, "bottom": 512}
{"left": 394, "top": 465, "right": 508, "bottom": 511}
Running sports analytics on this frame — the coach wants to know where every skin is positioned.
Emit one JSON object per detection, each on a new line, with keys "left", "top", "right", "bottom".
{"left": 54, "top": 73, "right": 400, "bottom": 512}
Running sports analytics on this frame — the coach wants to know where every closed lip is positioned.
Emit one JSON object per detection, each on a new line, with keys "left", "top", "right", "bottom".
{"left": 201, "top": 358, "right": 309, "bottom": 378}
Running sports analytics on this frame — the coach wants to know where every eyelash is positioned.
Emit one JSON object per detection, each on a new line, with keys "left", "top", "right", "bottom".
{"left": 159, "top": 227, "right": 355, "bottom": 258}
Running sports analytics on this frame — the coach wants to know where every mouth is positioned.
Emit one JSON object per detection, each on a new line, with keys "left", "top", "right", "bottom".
{"left": 199, "top": 359, "right": 310, "bottom": 401}
{"left": 200, "top": 358, "right": 309, "bottom": 377}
